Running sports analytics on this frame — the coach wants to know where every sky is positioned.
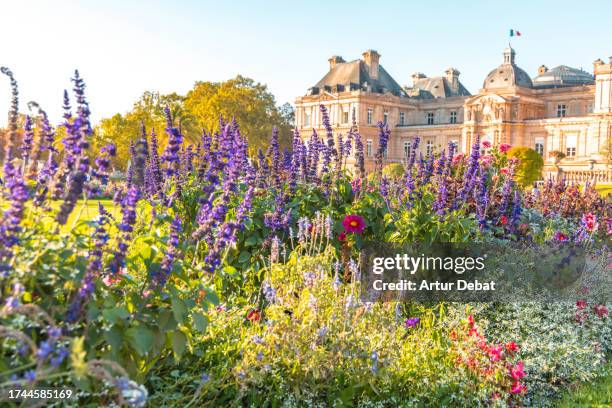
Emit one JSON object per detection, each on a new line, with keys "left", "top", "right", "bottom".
{"left": 1, "top": 0, "right": 611, "bottom": 127}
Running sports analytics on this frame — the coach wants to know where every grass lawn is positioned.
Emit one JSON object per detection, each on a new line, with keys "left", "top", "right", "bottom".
{"left": 48, "top": 199, "right": 121, "bottom": 229}
{"left": 595, "top": 184, "right": 612, "bottom": 198}
{"left": 556, "top": 360, "right": 611, "bottom": 407}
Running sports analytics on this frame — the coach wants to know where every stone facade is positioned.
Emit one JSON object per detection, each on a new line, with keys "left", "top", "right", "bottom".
{"left": 294, "top": 48, "right": 612, "bottom": 182}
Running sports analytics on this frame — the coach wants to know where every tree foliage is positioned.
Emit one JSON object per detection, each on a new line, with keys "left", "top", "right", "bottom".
{"left": 507, "top": 146, "right": 544, "bottom": 188}
{"left": 95, "top": 76, "right": 293, "bottom": 170}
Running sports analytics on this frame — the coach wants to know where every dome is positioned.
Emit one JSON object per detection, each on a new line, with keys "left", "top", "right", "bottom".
{"left": 483, "top": 47, "right": 533, "bottom": 89}
{"left": 532, "top": 65, "right": 594, "bottom": 89}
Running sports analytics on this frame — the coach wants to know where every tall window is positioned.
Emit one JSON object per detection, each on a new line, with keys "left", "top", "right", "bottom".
{"left": 304, "top": 111, "right": 311, "bottom": 127}
{"left": 342, "top": 110, "right": 349, "bottom": 124}
{"left": 367, "top": 108, "right": 373, "bottom": 125}
{"left": 557, "top": 104, "right": 566, "bottom": 118}
{"left": 427, "top": 112, "right": 434, "bottom": 125}
{"left": 535, "top": 137, "right": 544, "bottom": 156}
{"left": 383, "top": 111, "right": 389, "bottom": 125}
{"left": 449, "top": 111, "right": 457, "bottom": 124}
{"left": 383, "top": 145, "right": 388, "bottom": 158}
{"left": 403, "top": 141, "right": 411, "bottom": 158}
{"left": 399, "top": 111, "right": 405, "bottom": 126}
{"left": 565, "top": 134, "right": 577, "bottom": 157}
{"left": 366, "top": 139, "right": 373, "bottom": 157}
{"left": 426, "top": 140, "right": 434, "bottom": 156}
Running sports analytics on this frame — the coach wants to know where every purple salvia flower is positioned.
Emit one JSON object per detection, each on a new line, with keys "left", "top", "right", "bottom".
{"left": 1, "top": 67, "right": 19, "bottom": 162}
{"left": 161, "top": 106, "right": 183, "bottom": 177}
{"left": 353, "top": 117, "right": 365, "bottom": 179}
{"left": 108, "top": 186, "right": 140, "bottom": 273}
{"left": 151, "top": 215, "right": 182, "bottom": 287}
{"left": 320, "top": 105, "right": 335, "bottom": 173}
{"left": 375, "top": 122, "right": 390, "bottom": 173}
{"left": 20, "top": 115, "right": 34, "bottom": 164}
{"left": 133, "top": 123, "right": 148, "bottom": 187}
{"left": 67, "top": 203, "right": 111, "bottom": 321}
{"left": 0, "top": 164, "right": 28, "bottom": 275}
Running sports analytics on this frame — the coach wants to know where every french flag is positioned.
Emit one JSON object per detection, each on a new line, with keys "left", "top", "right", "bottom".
{"left": 509, "top": 29, "right": 521, "bottom": 37}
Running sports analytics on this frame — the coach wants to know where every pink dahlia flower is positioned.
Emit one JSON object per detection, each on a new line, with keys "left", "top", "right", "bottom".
{"left": 342, "top": 214, "right": 366, "bottom": 234}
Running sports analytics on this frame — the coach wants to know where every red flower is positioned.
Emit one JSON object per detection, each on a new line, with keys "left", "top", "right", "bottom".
{"left": 499, "top": 215, "right": 508, "bottom": 226}
{"left": 482, "top": 140, "right": 492, "bottom": 149}
{"left": 510, "top": 361, "right": 525, "bottom": 380}
{"left": 576, "top": 299, "right": 587, "bottom": 310}
{"left": 468, "top": 315, "right": 475, "bottom": 328}
{"left": 594, "top": 304, "right": 609, "bottom": 318}
{"left": 499, "top": 143, "right": 511, "bottom": 153}
{"left": 489, "top": 345, "right": 503, "bottom": 362}
{"left": 582, "top": 213, "right": 599, "bottom": 232}
{"left": 342, "top": 214, "right": 366, "bottom": 234}
{"left": 500, "top": 168, "right": 509, "bottom": 175}
{"left": 338, "top": 231, "right": 346, "bottom": 242}
{"left": 247, "top": 309, "right": 261, "bottom": 322}
{"left": 554, "top": 231, "right": 568, "bottom": 242}
{"left": 452, "top": 153, "right": 464, "bottom": 164}
{"left": 510, "top": 381, "right": 527, "bottom": 394}
{"left": 505, "top": 341, "right": 519, "bottom": 354}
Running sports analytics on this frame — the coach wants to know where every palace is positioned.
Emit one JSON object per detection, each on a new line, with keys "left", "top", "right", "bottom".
{"left": 294, "top": 48, "right": 612, "bottom": 183}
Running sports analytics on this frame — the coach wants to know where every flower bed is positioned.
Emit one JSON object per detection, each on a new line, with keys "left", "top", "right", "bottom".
{"left": 0, "top": 70, "right": 610, "bottom": 406}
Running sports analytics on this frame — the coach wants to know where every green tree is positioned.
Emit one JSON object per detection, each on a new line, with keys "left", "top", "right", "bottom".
{"left": 507, "top": 146, "right": 544, "bottom": 188}
{"left": 184, "top": 75, "right": 292, "bottom": 153}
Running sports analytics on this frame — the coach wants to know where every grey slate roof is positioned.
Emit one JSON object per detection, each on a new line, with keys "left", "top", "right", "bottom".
{"left": 483, "top": 64, "right": 533, "bottom": 89}
{"left": 532, "top": 65, "right": 594, "bottom": 88}
{"left": 309, "top": 60, "right": 405, "bottom": 96}
{"left": 407, "top": 77, "right": 471, "bottom": 99}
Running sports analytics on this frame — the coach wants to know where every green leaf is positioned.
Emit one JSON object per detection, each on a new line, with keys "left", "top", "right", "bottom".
{"left": 139, "top": 245, "right": 152, "bottom": 261}
{"left": 192, "top": 312, "right": 209, "bottom": 333}
{"left": 237, "top": 251, "right": 251, "bottom": 264}
{"left": 245, "top": 235, "right": 259, "bottom": 246}
{"left": 126, "top": 326, "right": 154, "bottom": 356}
{"left": 102, "top": 306, "right": 130, "bottom": 324}
{"left": 104, "top": 325, "right": 123, "bottom": 351}
{"left": 171, "top": 331, "right": 187, "bottom": 359}
{"left": 158, "top": 309, "right": 178, "bottom": 332}
{"left": 171, "top": 297, "right": 187, "bottom": 324}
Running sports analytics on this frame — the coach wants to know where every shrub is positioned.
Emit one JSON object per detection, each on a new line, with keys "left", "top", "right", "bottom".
{"left": 507, "top": 146, "right": 544, "bottom": 188}
{"left": 382, "top": 162, "right": 405, "bottom": 180}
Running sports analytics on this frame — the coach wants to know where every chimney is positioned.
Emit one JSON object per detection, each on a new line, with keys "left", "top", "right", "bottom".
{"left": 412, "top": 72, "right": 426, "bottom": 85}
{"left": 445, "top": 68, "right": 460, "bottom": 86}
{"left": 362, "top": 49, "right": 380, "bottom": 80}
{"left": 538, "top": 65, "right": 548, "bottom": 75}
{"left": 328, "top": 55, "right": 345, "bottom": 70}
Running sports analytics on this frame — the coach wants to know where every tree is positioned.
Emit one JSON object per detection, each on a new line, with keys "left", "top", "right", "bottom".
{"left": 95, "top": 91, "right": 198, "bottom": 170}
{"left": 507, "top": 146, "right": 544, "bottom": 188}
{"left": 184, "top": 75, "right": 292, "bottom": 153}
{"left": 95, "top": 76, "right": 293, "bottom": 169}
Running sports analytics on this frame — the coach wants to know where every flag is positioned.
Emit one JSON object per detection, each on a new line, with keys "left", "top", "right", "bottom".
{"left": 509, "top": 29, "right": 522, "bottom": 37}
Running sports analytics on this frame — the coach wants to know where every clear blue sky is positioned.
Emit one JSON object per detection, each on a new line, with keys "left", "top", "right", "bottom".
{"left": 1, "top": 0, "right": 610, "bottom": 126}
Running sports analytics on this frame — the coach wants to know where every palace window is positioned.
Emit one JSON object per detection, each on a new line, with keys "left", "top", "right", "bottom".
{"left": 403, "top": 141, "right": 411, "bottom": 158}
{"left": 565, "top": 134, "right": 577, "bottom": 158}
{"left": 557, "top": 104, "right": 566, "bottom": 118}
{"left": 367, "top": 139, "right": 373, "bottom": 157}
{"left": 304, "top": 111, "right": 311, "bottom": 127}
{"left": 342, "top": 110, "right": 349, "bottom": 124}
{"left": 383, "top": 145, "right": 388, "bottom": 158}
{"left": 367, "top": 108, "right": 373, "bottom": 125}
{"left": 426, "top": 140, "right": 434, "bottom": 156}
{"left": 535, "top": 137, "right": 544, "bottom": 156}
{"left": 383, "top": 110, "right": 389, "bottom": 125}
{"left": 427, "top": 112, "right": 434, "bottom": 125}
{"left": 450, "top": 111, "right": 457, "bottom": 124}
{"left": 399, "top": 111, "right": 405, "bottom": 126}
